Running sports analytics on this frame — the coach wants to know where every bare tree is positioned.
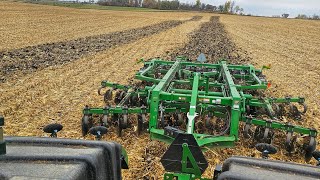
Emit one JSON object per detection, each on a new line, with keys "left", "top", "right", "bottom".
{"left": 230, "top": 1, "right": 235, "bottom": 13}
{"left": 234, "top": 5, "right": 240, "bottom": 14}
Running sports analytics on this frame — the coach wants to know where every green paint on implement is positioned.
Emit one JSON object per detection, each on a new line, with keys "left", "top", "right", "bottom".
{"left": 83, "top": 56, "right": 317, "bottom": 179}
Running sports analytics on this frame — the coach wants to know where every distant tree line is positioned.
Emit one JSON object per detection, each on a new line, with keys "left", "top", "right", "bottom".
{"left": 97, "top": 0, "right": 244, "bottom": 13}
{"left": 296, "top": 14, "right": 320, "bottom": 20}
{"left": 271, "top": 13, "right": 320, "bottom": 20}
{"left": 97, "top": 0, "right": 142, "bottom": 7}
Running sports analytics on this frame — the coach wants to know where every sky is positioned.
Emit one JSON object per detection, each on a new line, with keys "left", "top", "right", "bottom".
{"left": 181, "top": 0, "right": 320, "bottom": 17}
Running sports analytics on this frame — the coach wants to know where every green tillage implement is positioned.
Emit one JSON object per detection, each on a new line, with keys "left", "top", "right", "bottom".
{"left": 82, "top": 57, "right": 317, "bottom": 179}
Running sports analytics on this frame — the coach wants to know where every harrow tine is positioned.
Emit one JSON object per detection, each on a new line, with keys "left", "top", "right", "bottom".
{"left": 103, "top": 89, "right": 113, "bottom": 104}
{"left": 263, "top": 120, "right": 274, "bottom": 144}
{"left": 98, "top": 86, "right": 104, "bottom": 96}
{"left": 117, "top": 106, "right": 128, "bottom": 137}
{"left": 117, "top": 117, "right": 123, "bottom": 137}
{"left": 243, "top": 116, "right": 253, "bottom": 139}
{"left": 263, "top": 128, "right": 271, "bottom": 143}
{"left": 205, "top": 112, "right": 213, "bottom": 129}
{"left": 300, "top": 103, "right": 308, "bottom": 114}
{"left": 159, "top": 104, "right": 165, "bottom": 128}
{"left": 288, "top": 102, "right": 307, "bottom": 121}
{"left": 130, "top": 94, "right": 139, "bottom": 107}
{"left": 137, "top": 114, "right": 144, "bottom": 135}
{"left": 101, "top": 115, "right": 108, "bottom": 127}
{"left": 170, "top": 109, "right": 183, "bottom": 127}
{"left": 289, "top": 104, "right": 302, "bottom": 120}
{"left": 82, "top": 106, "right": 93, "bottom": 137}
{"left": 254, "top": 126, "right": 274, "bottom": 144}
{"left": 137, "top": 105, "right": 148, "bottom": 135}
{"left": 243, "top": 124, "right": 252, "bottom": 139}
{"left": 278, "top": 104, "right": 286, "bottom": 118}
{"left": 175, "top": 111, "right": 184, "bottom": 126}
{"left": 284, "top": 124, "right": 295, "bottom": 153}
{"left": 82, "top": 115, "right": 92, "bottom": 136}
{"left": 114, "top": 91, "right": 123, "bottom": 104}
{"left": 304, "top": 135, "right": 317, "bottom": 162}
{"left": 271, "top": 103, "right": 280, "bottom": 118}
{"left": 285, "top": 131, "right": 295, "bottom": 153}
{"left": 100, "top": 106, "right": 110, "bottom": 127}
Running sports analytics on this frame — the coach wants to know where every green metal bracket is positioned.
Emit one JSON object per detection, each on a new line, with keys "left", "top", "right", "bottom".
{"left": 181, "top": 143, "right": 201, "bottom": 176}
{"left": 186, "top": 73, "right": 200, "bottom": 134}
{"left": 163, "top": 173, "right": 211, "bottom": 180}
{"left": 121, "top": 146, "right": 129, "bottom": 169}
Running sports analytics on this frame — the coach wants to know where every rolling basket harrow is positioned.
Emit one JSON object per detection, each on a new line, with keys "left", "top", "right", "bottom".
{"left": 82, "top": 56, "right": 317, "bottom": 179}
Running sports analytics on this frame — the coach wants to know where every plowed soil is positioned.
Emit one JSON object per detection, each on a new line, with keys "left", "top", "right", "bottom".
{"left": 0, "top": 1, "right": 197, "bottom": 51}
{"left": 168, "top": 16, "right": 251, "bottom": 64}
{"left": 0, "top": 20, "right": 185, "bottom": 83}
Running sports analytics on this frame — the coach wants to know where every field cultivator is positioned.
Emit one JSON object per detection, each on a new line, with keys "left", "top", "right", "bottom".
{"left": 82, "top": 56, "right": 317, "bottom": 179}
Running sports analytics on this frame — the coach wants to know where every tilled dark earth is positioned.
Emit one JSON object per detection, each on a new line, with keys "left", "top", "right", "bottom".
{"left": 167, "top": 16, "right": 251, "bottom": 64}
{"left": 0, "top": 16, "right": 202, "bottom": 83}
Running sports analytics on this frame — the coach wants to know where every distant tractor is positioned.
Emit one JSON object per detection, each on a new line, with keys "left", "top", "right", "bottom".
{"left": 282, "top": 13, "right": 289, "bottom": 18}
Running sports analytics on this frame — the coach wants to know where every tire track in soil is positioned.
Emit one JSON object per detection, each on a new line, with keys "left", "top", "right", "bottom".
{"left": 167, "top": 16, "right": 251, "bottom": 64}
{"left": 0, "top": 16, "right": 202, "bottom": 83}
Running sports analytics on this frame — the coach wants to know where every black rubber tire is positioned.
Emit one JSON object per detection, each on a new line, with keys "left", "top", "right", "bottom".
{"left": 89, "top": 126, "right": 108, "bottom": 136}
{"left": 312, "top": 150, "right": 320, "bottom": 161}
{"left": 255, "top": 143, "right": 277, "bottom": 154}
{"left": 43, "top": 123, "right": 63, "bottom": 134}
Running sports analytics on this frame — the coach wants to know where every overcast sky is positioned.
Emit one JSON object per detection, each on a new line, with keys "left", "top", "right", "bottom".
{"left": 181, "top": 0, "right": 320, "bottom": 17}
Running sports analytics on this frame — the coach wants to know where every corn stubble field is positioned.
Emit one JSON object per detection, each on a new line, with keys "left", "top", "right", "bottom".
{"left": 1, "top": 1, "right": 320, "bottom": 179}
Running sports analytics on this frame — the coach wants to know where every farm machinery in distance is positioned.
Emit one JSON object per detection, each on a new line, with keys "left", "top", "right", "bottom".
{"left": 81, "top": 56, "right": 318, "bottom": 179}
